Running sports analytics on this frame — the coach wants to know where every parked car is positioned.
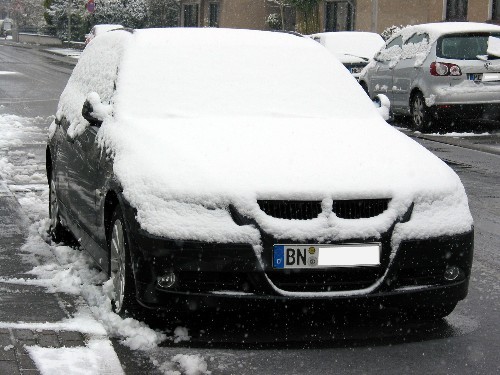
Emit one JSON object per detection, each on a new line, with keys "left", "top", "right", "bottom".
{"left": 310, "top": 31, "right": 385, "bottom": 79}
{"left": 47, "top": 28, "right": 473, "bottom": 320}
{"left": 359, "top": 22, "right": 500, "bottom": 131}
{"left": 85, "top": 24, "right": 123, "bottom": 45}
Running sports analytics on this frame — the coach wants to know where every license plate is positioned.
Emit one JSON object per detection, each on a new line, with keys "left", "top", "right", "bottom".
{"left": 273, "top": 244, "right": 381, "bottom": 269}
{"left": 350, "top": 67, "right": 363, "bottom": 74}
{"left": 467, "top": 73, "right": 483, "bottom": 81}
{"left": 482, "top": 72, "right": 500, "bottom": 82}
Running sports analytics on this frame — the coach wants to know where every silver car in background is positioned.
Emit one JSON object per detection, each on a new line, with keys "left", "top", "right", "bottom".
{"left": 359, "top": 22, "right": 500, "bottom": 131}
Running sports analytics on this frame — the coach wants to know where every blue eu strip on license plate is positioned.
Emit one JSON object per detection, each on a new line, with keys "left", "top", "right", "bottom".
{"left": 273, "top": 245, "right": 285, "bottom": 269}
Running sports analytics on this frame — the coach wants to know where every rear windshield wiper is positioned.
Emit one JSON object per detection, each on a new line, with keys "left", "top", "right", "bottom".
{"left": 343, "top": 53, "right": 370, "bottom": 62}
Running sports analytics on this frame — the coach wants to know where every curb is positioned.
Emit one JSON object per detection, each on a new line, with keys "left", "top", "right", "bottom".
{"left": 398, "top": 128, "right": 500, "bottom": 156}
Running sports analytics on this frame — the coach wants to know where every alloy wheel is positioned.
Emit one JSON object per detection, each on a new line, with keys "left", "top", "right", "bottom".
{"left": 412, "top": 95, "right": 425, "bottom": 129}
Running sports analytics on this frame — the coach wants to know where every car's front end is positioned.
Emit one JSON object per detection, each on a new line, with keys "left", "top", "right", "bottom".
{"left": 121, "top": 196, "right": 473, "bottom": 315}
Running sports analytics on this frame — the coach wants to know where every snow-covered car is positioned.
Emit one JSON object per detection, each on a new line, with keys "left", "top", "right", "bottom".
{"left": 310, "top": 31, "right": 385, "bottom": 79}
{"left": 359, "top": 22, "right": 500, "bottom": 131}
{"left": 47, "top": 28, "right": 474, "bottom": 320}
{"left": 85, "top": 24, "right": 123, "bottom": 45}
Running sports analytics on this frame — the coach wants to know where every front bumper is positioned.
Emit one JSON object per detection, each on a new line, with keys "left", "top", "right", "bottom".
{"left": 122, "top": 197, "right": 473, "bottom": 311}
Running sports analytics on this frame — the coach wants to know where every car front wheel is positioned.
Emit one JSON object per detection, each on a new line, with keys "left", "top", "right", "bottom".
{"left": 411, "top": 92, "right": 432, "bottom": 131}
{"left": 109, "top": 206, "right": 138, "bottom": 316}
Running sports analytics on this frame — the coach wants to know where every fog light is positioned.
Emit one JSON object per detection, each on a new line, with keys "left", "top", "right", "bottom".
{"left": 157, "top": 272, "right": 177, "bottom": 289}
{"left": 444, "top": 266, "right": 460, "bottom": 281}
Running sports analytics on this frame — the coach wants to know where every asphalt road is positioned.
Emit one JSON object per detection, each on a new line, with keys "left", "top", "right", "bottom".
{"left": 0, "top": 44, "right": 499, "bottom": 374}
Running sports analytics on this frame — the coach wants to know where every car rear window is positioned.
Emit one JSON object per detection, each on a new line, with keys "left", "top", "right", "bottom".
{"left": 437, "top": 33, "right": 500, "bottom": 60}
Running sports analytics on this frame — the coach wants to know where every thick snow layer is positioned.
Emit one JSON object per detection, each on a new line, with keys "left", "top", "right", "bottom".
{"left": 27, "top": 339, "right": 124, "bottom": 375}
{"left": 310, "top": 31, "right": 385, "bottom": 62}
{"left": 56, "top": 30, "right": 131, "bottom": 138}
{"left": 58, "top": 28, "right": 472, "bottom": 248}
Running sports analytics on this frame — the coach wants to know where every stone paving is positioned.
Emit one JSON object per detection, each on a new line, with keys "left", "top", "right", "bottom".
{"left": 0, "top": 328, "right": 86, "bottom": 375}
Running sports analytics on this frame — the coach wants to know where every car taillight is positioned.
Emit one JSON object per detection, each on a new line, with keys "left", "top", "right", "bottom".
{"left": 430, "top": 62, "right": 462, "bottom": 76}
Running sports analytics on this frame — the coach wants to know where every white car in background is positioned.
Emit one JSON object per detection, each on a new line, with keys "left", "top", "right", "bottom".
{"left": 310, "top": 31, "right": 385, "bottom": 79}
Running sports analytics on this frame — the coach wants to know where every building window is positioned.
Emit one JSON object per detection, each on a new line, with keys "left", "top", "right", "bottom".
{"left": 325, "top": 1, "right": 354, "bottom": 32}
{"left": 493, "top": 0, "right": 500, "bottom": 21}
{"left": 446, "top": 0, "right": 468, "bottom": 21}
{"left": 209, "top": 2, "right": 219, "bottom": 27}
{"left": 183, "top": 3, "right": 199, "bottom": 27}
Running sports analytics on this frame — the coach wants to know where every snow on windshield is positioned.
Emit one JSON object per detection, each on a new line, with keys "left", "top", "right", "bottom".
{"left": 114, "top": 28, "right": 373, "bottom": 119}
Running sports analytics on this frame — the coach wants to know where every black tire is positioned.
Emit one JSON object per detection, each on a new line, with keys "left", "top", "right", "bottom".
{"left": 48, "top": 176, "right": 74, "bottom": 244}
{"left": 108, "top": 206, "right": 139, "bottom": 317}
{"left": 411, "top": 92, "right": 432, "bottom": 132}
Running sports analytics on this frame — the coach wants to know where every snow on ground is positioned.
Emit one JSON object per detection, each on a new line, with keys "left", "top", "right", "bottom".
{"left": 27, "top": 338, "right": 124, "bottom": 375}
{"left": 0, "top": 113, "right": 211, "bottom": 374}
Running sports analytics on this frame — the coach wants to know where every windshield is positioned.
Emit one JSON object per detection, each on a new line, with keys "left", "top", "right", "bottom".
{"left": 116, "top": 28, "right": 376, "bottom": 120}
{"left": 437, "top": 32, "right": 500, "bottom": 60}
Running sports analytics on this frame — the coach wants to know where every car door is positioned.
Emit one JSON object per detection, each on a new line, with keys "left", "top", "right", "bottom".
{"left": 369, "top": 35, "right": 403, "bottom": 103}
{"left": 393, "top": 33, "right": 430, "bottom": 111}
{"left": 68, "top": 124, "right": 102, "bottom": 237}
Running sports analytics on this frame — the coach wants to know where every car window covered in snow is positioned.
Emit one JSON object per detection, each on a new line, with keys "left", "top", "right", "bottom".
{"left": 378, "top": 35, "right": 403, "bottom": 62}
{"left": 437, "top": 33, "right": 500, "bottom": 60}
{"left": 401, "top": 33, "right": 431, "bottom": 66}
{"left": 56, "top": 29, "right": 132, "bottom": 138}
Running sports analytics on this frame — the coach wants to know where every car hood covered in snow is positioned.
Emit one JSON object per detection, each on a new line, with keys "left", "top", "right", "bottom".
{"left": 98, "top": 113, "right": 472, "bottom": 248}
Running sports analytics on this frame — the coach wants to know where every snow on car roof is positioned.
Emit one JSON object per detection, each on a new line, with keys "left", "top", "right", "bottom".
{"left": 394, "top": 22, "right": 500, "bottom": 44}
{"left": 310, "top": 31, "right": 385, "bottom": 61}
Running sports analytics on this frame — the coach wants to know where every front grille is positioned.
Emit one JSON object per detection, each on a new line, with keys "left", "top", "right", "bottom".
{"left": 258, "top": 199, "right": 390, "bottom": 220}
{"left": 266, "top": 268, "right": 382, "bottom": 292}
{"left": 258, "top": 200, "right": 322, "bottom": 220}
{"left": 332, "top": 199, "right": 390, "bottom": 219}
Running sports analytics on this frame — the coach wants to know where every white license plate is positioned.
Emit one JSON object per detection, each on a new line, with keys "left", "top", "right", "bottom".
{"left": 273, "top": 244, "right": 381, "bottom": 269}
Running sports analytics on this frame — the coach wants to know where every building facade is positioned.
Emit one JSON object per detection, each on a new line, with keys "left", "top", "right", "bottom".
{"left": 179, "top": 0, "right": 500, "bottom": 33}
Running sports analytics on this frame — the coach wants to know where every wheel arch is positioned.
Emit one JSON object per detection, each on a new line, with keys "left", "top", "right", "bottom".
{"left": 104, "top": 190, "right": 120, "bottom": 247}
{"left": 409, "top": 87, "right": 423, "bottom": 109}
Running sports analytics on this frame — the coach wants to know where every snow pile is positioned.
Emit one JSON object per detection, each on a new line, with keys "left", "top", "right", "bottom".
{"left": 27, "top": 339, "right": 124, "bottom": 375}
{"left": 6, "top": 229, "right": 166, "bottom": 350}
{"left": 159, "top": 354, "right": 210, "bottom": 375}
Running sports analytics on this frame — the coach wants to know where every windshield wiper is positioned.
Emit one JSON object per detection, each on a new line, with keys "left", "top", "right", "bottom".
{"left": 343, "top": 53, "right": 369, "bottom": 62}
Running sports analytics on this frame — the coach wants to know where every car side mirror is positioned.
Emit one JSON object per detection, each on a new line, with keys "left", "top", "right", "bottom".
{"left": 82, "top": 99, "right": 103, "bottom": 126}
{"left": 373, "top": 94, "right": 391, "bottom": 121}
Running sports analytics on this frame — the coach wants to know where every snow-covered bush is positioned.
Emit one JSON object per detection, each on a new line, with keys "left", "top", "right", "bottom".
{"left": 266, "top": 13, "right": 282, "bottom": 30}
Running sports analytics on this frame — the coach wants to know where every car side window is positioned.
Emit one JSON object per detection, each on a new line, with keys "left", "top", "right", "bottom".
{"left": 401, "top": 33, "right": 430, "bottom": 60}
{"left": 378, "top": 35, "right": 403, "bottom": 61}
